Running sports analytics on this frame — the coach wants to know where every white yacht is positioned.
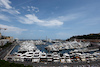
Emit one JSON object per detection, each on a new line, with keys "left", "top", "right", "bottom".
{"left": 13, "top": 53, "right": 22, "bottom": 61}
{"left": 32, "top": 54, "right": 40, "bottom": 63}
{"left": 24, "top": 52, "right": 33, "bottom": 62}
{"left": 7, "top": 55, "right": 13, "bottom": 61}
{"left": 32, "top": 50, "right": 42, "bottom": 63}
{"left": 40, "top": 52, "right": 47, "bottom": 62}
{"left": 46, "top": 53, "right": 53, "bottom": 62}
{"left": 53, "top": 52, "right": 60, "bottom": 62}
{"left": 64, "top": 53, "right": 72, "bottom": 63}
{"left": 88, "top": 54, "right": 96, "bottom": 61}
{"left": 80, "top": 55, "right": 86, "bottom": 62}
{"left": 60, "top": 56, "right": 66, "bottom": 63}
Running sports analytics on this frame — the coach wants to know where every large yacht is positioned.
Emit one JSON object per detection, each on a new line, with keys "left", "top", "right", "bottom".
{"left": 40, "top": 52, "right": 47, "bottom": 62}
{"left": 53, "top": 52, "right": 60, "bottom": 62}
{"left": 60, "top": 56, "right": 66, "bottom": 63}
{"left": 46, "top": 53, "right": 53, "bottom": 62}
{"left": 32, "top": 49, "right": 42, "bottom": 63}
{"left": 24, "top": 52, "right": 33, "bottom": 62}
{"left": 13, "top": 53, "right": 22, "bottom": 61}
{"left": 64, "top": 53, "right": 72, "bottom": 63}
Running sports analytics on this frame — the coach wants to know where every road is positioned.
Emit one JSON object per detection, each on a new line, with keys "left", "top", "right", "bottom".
{"left": 0, "top": 42, "right": 17, "bottom": 60}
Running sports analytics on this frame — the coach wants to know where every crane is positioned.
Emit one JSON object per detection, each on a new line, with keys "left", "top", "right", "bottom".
{"left": 0, "top": 27, "right": 7, "bottom": 36}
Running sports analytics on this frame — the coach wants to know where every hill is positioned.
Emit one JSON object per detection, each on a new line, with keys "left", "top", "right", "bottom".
{"left": 67, "top": 33, "right": 100, "bottom": 41}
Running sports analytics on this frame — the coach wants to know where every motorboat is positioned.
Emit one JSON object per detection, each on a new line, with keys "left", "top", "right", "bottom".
{"left": 32, "top": 54, "right": 40, "bottom": 63}
{"left": 20, "top": 57, "right": 24, "bottom": 62}
{"left": 7, "top": 55, "right": 13, "bottom": 61}
{"left": 60, "top": 56, "right": 66, "bottom": 63}
{"left": 46, "top": 53, "right": 53, "bottom": 62}
{"left": 80, "top": 56, "right": 86, "bottom": 62}
{"left": 53, "top": 52, "right": 60, "bottom": 62}
{"left": 40, "top": 52, "right": 47, "bottom": 62}
{"left": 64, "top": 53, "right": 72, "bottom": 63}
{"left": 13, "top": 53, "right": 22, "bottom": 61}
{"left": 89, "top": 54, "right": 95, "bottom": 61}
{"left": 32, "top": 50, "right": 42, "bottom": 63}
{"left": 24, "top": 52, "right": 33, "bottom": 62}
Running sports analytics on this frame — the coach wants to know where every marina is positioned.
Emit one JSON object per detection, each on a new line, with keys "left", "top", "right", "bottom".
{"left": 7, "top": 40, "right": 100, "bottom": 64}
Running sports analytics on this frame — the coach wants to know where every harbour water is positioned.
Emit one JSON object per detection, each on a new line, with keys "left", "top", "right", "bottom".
{"left": 10, "top": 45, "right": 20, "bottom": 54}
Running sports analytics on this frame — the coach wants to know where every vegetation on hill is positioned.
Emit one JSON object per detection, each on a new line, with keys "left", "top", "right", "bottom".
{"left": 0, "top": 60, "right": 32, "bottom": 67}
{"left": 67, "top": 33, "right": 100, "bottom": 41}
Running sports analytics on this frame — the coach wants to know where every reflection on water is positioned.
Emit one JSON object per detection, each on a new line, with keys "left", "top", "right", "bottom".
{"left": 36, "top": 45, "right": 48, "bottom": 53}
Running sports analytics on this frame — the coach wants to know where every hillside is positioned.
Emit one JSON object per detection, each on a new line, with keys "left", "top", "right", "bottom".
{"left": 67, "top": 33, "right": 100, "bottom": 41}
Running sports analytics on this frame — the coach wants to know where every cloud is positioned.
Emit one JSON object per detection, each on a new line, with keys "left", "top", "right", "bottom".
{"left": 22, "top": 6, "right": 39, "bottom": 13}
{"left": 18, "top": 14, "right": 63, "bottom": 27}
{"left": 31, "top": 6, "right": 39, "bottom": 13}
{"left": 18, "top": 14, "right": 42, "bottom": 24}
{"left": 0, "top": 14, "right": 10, "bottom": 21}
{"left": 58, "top": 13, "right": 83, "bottom": 22}
{"left": 25, "top": 14, "right": 42, "bottom": 22}
{"left": 0, "top": 24, "right": 27, "bottom": 34}
{"left": 0, "top": 0, "right": 20, "bottom": 15}
{"left": 0, "top": 0, "right": 12, "bottom": 9}
{"left": 38, "top": 20, "right": 63, "bottom": 27}
{"left": 1, "top": 9, "right": 20, "bottom": 15}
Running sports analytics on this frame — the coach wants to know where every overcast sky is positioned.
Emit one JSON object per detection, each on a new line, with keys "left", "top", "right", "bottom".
{"left": 0, "top": 0, "right": 100, "bottom": 39}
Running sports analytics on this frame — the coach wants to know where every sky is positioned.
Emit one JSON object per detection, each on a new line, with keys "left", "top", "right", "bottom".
{"left": 0, "top": 0, "right": 100, "bottom": 39}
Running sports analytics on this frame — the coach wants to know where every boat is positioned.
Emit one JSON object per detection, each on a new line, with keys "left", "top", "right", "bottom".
{"left": 24, "top": 52, "right": 33, "bottom": 62}
{"left": 80, "top": 55, "right": 86, "bottom": 62}
{"left": 60, "top": 56, "right": 66, "bottom": 63}
{"left": 13, "top": 53, "right": 22, "bottom": 61}
{"left": 46, "top": 53, "right": 53, "bottom": 62}
{"left": 32, "top": 54, "right": 40, "bottom": 63}
{"left": 40, "top": 52, "right": 47, "bottom": 62}
{"left": 32, "top": 50, "right": 42, "bottom": 63}
{"left": 64, "top": 53, "right": 72, "bottom": 63}
{"left": 53, "top": 52, "right": 60, "bottom": 62}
